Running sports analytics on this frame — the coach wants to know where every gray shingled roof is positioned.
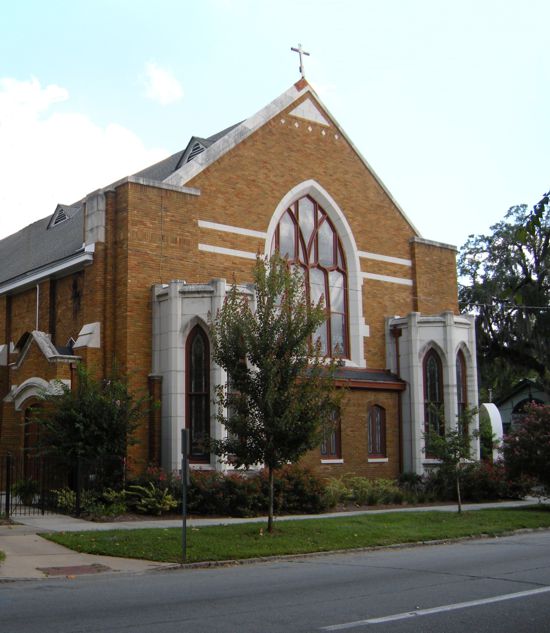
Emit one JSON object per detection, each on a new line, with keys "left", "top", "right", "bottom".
{"left": 0, "top": 206, "right": 84, "bottom": 285}
{"left": 134, "top": 122, "right": 242, "bottom": 181}
{"left": 0, "top": 122, "right": 242, "bottom": 287}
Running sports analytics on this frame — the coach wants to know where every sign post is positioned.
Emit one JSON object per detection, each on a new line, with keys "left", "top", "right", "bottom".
{"left": 181, "top": 428, "right": 189, "bottom": 564}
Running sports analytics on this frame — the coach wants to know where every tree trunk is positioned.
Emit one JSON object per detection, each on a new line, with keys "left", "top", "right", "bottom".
{"left": 268, "top": 466, "right": 274, "bottom": 533}
{"left": 456, "top": 468, "right": 462, "bottom": 514}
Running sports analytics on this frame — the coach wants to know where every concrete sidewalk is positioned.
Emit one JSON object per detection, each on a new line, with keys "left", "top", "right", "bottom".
{"left": 0, "top": 498, "right": 545, "bottom": 581}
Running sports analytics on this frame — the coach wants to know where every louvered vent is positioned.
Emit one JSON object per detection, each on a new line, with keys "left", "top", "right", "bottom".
{"left": 53, "top": 208, "right": 68, "bottom": 225}
{"left": 186, "top": 142, "right": 206, "bottom": 162}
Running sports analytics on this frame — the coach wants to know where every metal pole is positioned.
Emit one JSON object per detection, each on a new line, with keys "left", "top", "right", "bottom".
{"left": 181, "top": 429, "right": 189, "bottom": 564}
{"left": 5, "top": 454, "right": 12, "bottom": 518}
{"left": 75, "top": 456, "right": 81, "bottom": 517}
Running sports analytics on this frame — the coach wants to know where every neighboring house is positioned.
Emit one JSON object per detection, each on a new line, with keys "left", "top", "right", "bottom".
{"left": 0, "top": 78, "right": 478, "bottom": 477}
{"left": 494, "top": 379, "right": 549, "bottom": 436}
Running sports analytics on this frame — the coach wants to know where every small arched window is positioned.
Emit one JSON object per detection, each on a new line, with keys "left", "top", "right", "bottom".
{"left": 368, "top": 405, "right": 386, "bottom": 458}
{"left": 424, "top": 348, "right": 444, "bottom": 441}
{"left": 270, "top": 195, "right": 349, "bottom": 357}
{"left": 186, "top": 325, "right": 210, "bottom": 461}
{"left": 456, "top": 350, "right": 467, "bottom": 433}
{"left": 320, "top": 409, "right": 342, "bottom": 459}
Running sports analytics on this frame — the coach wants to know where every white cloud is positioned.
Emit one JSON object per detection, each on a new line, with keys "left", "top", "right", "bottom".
{"left": 0, "top": 77, "right": 167, "bottom": 240}
{"left": 143, "top": 62, "right": 184, "bottom": 105}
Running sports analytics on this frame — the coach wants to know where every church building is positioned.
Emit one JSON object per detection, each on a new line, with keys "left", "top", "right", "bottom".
{"left": 0, "top": 77, "right": 478, "bottom": 478}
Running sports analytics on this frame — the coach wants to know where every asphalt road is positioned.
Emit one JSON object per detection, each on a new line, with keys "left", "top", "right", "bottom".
{"left": 2, "top": 530, "right": 550, "bottom": 633}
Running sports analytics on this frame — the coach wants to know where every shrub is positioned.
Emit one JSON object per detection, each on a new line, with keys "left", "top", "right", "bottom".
{"left": 187, "top": 471, "right": 263, "bottom": 517}
{"left": 503, "top": 403, "right": 550, "bottom": 495}
{"left": 344, "top": 477, "right": 403, "bottom": 506}
{"left": 52, "top": 487, "right": 99, "bottom": 515}
{"left": 51, "top": 487, "right": 128, "bottom": 518}
{"left": 11, "top": 478, "right": 40, "bottom": 505}
{"left": 125, "top": 482, "right": 178, "bottom": 515}
{"left": 186, "top": 466, "right": 328, "bottom": 517}
{"left": 423, "top": 461, "right": 533, "bottom": 502}
{"left": 323, "top": 476, "right": 350, "bottom": 507}
{"left": 263, "top": 465, "right": 330, "bottom": 514}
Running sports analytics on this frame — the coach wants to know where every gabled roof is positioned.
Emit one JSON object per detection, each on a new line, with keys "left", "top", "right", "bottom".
{"left": 161, "top": 80, "right": 420, "bottom": 236}
{"left": 0, "top": 80, "right": 421, "bottom": 290}
{"left": 133, "top": 122, "right": 242, "bottom": 182}
{"left": 11, "top": 330, "right": 79, "bottom": 370}
{"left": 0, "top": 206, "right": 85, "bottom": 286}
{"left": 494, "top": 378, "right": 547, "bottom": 407}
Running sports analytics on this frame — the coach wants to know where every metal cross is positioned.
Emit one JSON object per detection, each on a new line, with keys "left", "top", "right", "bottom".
{"left": 291, "top": 43, "right": 310, "bottom": 79}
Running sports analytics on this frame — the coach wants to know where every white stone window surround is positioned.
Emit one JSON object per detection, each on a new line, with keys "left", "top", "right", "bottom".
{"left": 386, "top": 312, "right": 479, "bottom": 475}
{"left": 265, "top": 180, "right": 366, "bottom": 368}
{"left": 152, "top": 280, "right": 228, "bottom": 473}
{"left": 321, "top": 459, "right": 344, "bottom": 464}
{"left": 5, "top": 377, "right": 69, "bottom": 411}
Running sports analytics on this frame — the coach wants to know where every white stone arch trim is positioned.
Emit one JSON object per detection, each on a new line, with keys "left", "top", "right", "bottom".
{"left": 6, "top": 377, "right": 68, "bottom": 411}
{"left": 181, "top": 316, "right": 212, "bottom": 345}
{"left": 181, "top": 316, "right": 217, "bottom": 466}
{"left": 264, "top": 179, "right": 366, "bottom": 367}
{"left": 455, "top": 341, "right": 473, "bottom": 369}
{"left": 418, "top": 340, "right": 447, "bottom": 365}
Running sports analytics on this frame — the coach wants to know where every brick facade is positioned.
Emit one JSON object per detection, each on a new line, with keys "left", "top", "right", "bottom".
{"left": 0, "top": 81, "right": 474, "bottom": 477}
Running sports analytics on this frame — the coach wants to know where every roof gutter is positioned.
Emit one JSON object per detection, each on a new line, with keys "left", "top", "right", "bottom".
{"left": 0, "top": 244, "right": 95, "bottom": 295}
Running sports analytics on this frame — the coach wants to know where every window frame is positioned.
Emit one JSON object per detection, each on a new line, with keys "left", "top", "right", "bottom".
{"left": 271, "top": 195, "right": 350, "bottom": 358}
{"left": 367, "top": 404, "right": 387, "bottom": 458}
{"left": 456, "top": 349, "right": 468, "bottom": 434}
{"left": 185, "top": 325, "right": 211, "bottom": 462}
{"left": 320, "top": 410, "right": 342, "bottom": 460}
{"left": 423, "top": 348, "right": 445, "bottom": 450}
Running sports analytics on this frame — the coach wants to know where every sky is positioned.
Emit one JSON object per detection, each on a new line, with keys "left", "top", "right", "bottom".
{"left": 1, "top": 0, "right": 548, "bottom": 249}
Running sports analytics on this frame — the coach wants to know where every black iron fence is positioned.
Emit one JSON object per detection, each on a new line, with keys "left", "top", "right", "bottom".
{"left": 0, "top": 454, "right": 126, "bottom": 518}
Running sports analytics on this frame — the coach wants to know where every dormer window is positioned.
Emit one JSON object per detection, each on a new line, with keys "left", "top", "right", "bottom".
{"left": 186, "top": 142, "right": 206, "bottom": 162}
{"left": 54, "top": 208, "right": 68, "bottom": 225}
{"left": 47, "top": 204, "right": 79, "bottom": 229}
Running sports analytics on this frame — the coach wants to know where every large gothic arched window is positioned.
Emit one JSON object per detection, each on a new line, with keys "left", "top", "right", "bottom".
{"left": 270, "top": 195, "right": 349, "bottom": 357}
{"left": 186, "top": 325, "right": 210, "bottom": 461}
{"left": 456, "top": 350, "right": 468, "bottom": 433}
{"left": 424, "top": 348, "right": 444, "bottom": 441}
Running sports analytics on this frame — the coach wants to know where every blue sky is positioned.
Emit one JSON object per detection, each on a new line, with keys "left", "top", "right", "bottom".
{"left": 1, "top": 0, "right": 548, "bottom": 248}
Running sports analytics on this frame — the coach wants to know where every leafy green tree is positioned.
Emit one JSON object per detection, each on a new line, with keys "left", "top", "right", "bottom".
{"left": 210, "top": 255, "right": 341, "bottom": 533}
{"left": 503, "top": 403, "right": 550, "bottom": 496}
{"left": 425, "top": 411, "right": 477, "bottom": 513}
{"left": 458, "top": 198, "right": 550, "bottom": 399}
{"left": 36, "top": 364, "right": 146, "bottom": 461}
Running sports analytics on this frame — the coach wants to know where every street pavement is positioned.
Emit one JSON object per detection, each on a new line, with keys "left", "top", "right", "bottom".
{"left": 0, "top": 498, "right": 545, "bottom": 581}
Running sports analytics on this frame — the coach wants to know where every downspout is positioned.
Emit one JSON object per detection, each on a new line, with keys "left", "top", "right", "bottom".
{"left": 35, "top": 283, "right": 40, "bottom": 330}
{"left": 391, "top": 326, "right": 404, "bottom": 474}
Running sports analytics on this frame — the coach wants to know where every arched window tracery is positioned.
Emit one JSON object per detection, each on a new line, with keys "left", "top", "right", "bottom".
{"left": 456, "top": 349, "right": 468, "bottom": 433}
{"left": 270, "top": 195, "right": 349, "bottom": 357}
{"left": 424, "top": 348, "right": 444, "bottom": 442}
{"left": 186, "top": 325, "right": 210, "bottom": 461}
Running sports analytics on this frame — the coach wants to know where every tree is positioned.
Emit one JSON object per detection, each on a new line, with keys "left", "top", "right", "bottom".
{"left": 424, "top": 413, "right": 477, "bottom": 513}
{"left": 210, "top": 255, "right": 341, "bottom": 533}
{"left": 458, "top": 196, "right": 550, "bottom": 399}
{"left": 36, "top": 364, "right": 146, "bottom": 462}
{"left": 503, "top": 402, "right": 550, "bottom": 496}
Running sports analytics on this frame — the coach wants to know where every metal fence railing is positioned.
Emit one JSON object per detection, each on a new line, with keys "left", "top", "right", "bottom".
{"left": 0, "top": 454, "right": 126, "bottom": 518}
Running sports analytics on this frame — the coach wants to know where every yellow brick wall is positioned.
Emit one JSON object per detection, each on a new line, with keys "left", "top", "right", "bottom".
{"left": 0, "top": 90, "right": 461, "bottom": 476}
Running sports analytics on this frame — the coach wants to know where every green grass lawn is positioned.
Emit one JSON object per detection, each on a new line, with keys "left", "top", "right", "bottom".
{"left": 0, "top": 550, "right": 5, "bottom": 563}
{"left": 43, "top": 506, "right": 550, "bottom": 564}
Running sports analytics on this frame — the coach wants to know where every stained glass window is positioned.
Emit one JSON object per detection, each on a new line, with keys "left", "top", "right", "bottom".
{"left": 271, "top": 195, "right": 349, "bottom": 357}
{"left": 186, "top": 325, "right": 210, "bottom": 461}
{"left": 424, "top": 348, "right": 444, "bottom": 445}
